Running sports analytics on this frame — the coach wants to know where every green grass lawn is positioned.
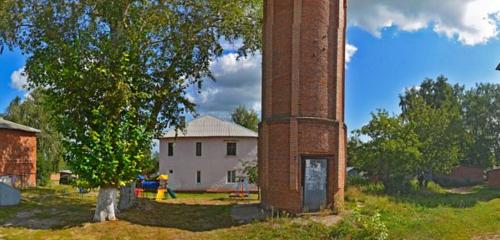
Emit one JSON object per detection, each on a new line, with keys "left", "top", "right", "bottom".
{"left": 0, "top": 183, "right": 499, "bottom": 239}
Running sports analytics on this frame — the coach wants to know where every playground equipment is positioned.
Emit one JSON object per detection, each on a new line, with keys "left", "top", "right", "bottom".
{"left": 136, "top": 174, "right": 176, "bottom": 200}
{"left": 230, "top": 177, "right": 250, "bottom": 199}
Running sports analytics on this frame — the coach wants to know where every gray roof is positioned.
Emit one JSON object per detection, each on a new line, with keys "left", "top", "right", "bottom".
{"left": 161, "top": 115, "right": 257, "bottom": 138}
{"left": 0, "top": 117, "right": 40, "bottom": 133}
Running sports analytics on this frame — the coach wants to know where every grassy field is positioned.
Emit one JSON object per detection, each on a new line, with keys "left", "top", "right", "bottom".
{"left": 0, "top": 183, "right": 499, "bottom": 239}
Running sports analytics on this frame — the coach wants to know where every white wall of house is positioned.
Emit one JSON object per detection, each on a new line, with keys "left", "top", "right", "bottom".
{"left": 159, "top": 137, "right": 257, "bottom": 192}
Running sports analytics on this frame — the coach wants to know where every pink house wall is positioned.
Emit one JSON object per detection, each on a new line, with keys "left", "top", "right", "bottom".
{"left": 159, "top": 137, "right": 257, "bottom": 192}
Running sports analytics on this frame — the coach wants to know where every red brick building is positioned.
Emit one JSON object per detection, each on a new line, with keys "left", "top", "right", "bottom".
{"left": 0, "top": 118, "right": 40, "bottom": 187}
{"left": 259, "top": 0, "right": 347, "bottom": 213}
{"left": 434, "top": 165, "right": 484, "bottom": 187}
{"left": 487, "top": 169, "right": 500, "bottom": 188}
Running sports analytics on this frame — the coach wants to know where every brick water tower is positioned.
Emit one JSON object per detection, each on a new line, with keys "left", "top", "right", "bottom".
{"left": 259, "top": 0, "right": 347, "bottom": 213}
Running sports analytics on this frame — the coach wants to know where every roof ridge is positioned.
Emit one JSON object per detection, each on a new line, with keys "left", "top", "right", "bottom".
{"left": 200, "top": 115, "right": 257, "bottom": 134}
{"left": 161, "top": 115, "right": 257, "bottom": 138}
{"left": 0, "top": 118, "right": 41, "bottom": 133}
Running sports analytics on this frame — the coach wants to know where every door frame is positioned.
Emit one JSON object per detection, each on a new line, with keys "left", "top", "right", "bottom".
{"left": 301, "top": 156, "right": 329, "bottom": 212}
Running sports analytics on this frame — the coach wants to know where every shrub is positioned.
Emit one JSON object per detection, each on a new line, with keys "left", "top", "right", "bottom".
{"left": 433, "top": 176, "right": 482, "bottom": 188}
{"left": 330, "top": 207, "right": 389, "bottom": 240}
{"left": 347, "top": 175, "right": 368, "bottom": 186}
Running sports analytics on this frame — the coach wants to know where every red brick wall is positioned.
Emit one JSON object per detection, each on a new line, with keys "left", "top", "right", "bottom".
{"left": 448, "top": 166, "right": 484, "bottom": 182}
{"left": 487, "top": 169, "right": 500, "bottom": 188}
{"left": 260, "top": 0, "right": 346, "bottom": 213}
{"left": 0, "top": 129, "right": 37, "bottom": 187}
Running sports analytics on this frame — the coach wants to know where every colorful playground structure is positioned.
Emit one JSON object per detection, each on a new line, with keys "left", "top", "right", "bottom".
{"left": 135, "top": 174, "right": 176, "bottom": 201}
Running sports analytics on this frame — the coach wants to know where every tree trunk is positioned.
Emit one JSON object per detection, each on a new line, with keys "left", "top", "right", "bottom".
{"left": 93, "top": 187, "right": 118, "bottom": 222}
{"left": 257, "top": 185, "right": 260, "bottom": 200}
{"left": 417, "top": 174, "right": 425, "bottom": 188}
{"left": 118, "top": 182, "right": 136, "bottom": 211}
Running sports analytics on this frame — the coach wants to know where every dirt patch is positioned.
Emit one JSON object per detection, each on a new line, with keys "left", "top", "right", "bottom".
{"left": 2, "top": 207, "right": 88, "bottom": 229}
{"left": 472, "top": 233, "right": 500, "bottom": 240}
{"left": 230, "top": 204, "right": 268, "bottom": 223}
{"left": 447, "top": 186, "right": 475, "bottom": 194}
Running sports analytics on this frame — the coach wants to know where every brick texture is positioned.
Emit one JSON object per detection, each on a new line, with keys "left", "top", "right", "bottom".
{"left": 0, "top": 129, "right": 37, "bottom": 187}
{"left": 449, "top": 166, "right": 484, "bottom": 182}
{"left": 487, "top": 169, "right": 500, "bottom": 188}
{"left": 259, "top": 0, "right": 347, "bottom": 213}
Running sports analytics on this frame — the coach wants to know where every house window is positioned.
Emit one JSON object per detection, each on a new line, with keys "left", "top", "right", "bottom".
{"left": 227, "top": 142, "right": 237, "bottom": 156}
{"left": 169, "top": 169, "right": 174, "bottom": 174}
{"left": 227, "top": 170, "right": 237, "bottom": 183}
{"left": 196, "top": 142, "right": 202, "bottom": 156}
{"left": 196, "top": 171, "right": 201, "bottom": 184}
{"left": 168, "top": 142, "right": 174, "bottom": 156}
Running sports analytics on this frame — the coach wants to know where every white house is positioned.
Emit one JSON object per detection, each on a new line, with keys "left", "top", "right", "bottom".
{"left": 159, "top": 115, "right": 258, "bottom": 192}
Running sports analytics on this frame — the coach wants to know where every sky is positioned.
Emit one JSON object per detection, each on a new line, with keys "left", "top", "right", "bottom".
{"left": 1, "top": 0, "right": 500, "bottom": 133}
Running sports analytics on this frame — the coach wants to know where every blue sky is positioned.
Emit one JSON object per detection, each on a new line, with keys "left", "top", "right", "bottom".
{"left": 1, "top": 1, "right": 500, "bottom": 132}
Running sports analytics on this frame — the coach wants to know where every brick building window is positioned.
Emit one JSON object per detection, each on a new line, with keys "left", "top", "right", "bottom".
{"left": 168, "top": 142, "right": 174, "bottom": 156}
{"left": 196, "top": 142, "right": 202, "bottom": 156}
{"left": 226, "top": 142, "right": 237, "bottom": 156}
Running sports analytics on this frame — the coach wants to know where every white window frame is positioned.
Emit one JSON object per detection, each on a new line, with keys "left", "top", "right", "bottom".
{"left": 227, "top": 170, "right": 237, "bottom": 183}
{"left": 168, "top": 142, "right": 174, "bottom": 156}
{"left": 226, "top": 142, "right": 237, "bottom": 156}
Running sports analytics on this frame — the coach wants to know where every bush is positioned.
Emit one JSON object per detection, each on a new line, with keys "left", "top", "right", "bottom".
{"left": 382, "top": 176, "right": 414, "bottom": 195}
{"left": 330, "top": 207, "right": 389, "bottom": 240}
{"left": 36, "top": 154, "right": 51, "bottom": 186}
{"left": 347, "top": 175, "right": 368, "bottom": 186}
{"left": 433, "top": 176, "right": 482, "bottom": 188}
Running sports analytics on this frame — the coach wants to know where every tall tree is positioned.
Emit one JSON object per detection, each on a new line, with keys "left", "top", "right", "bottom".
{"left": 4, "top": 89, "right": 65, "bottom": 185}
{"left": 350, "top": 110, "right": 421, "bottom": 193}
{"left": 231, "top": 105, "right": 259, "bottom": 131}
{"left": 462, "top": 83, "right": 500, "bottom": 169}
{"left": 399, "top": 76, "right": 464, "bottom": 187}
{"left": 0, "top": 0, "right": 262, "bottom": 221}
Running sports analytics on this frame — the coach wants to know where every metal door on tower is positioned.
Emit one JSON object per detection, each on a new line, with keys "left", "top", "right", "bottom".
{"left": 302, "top": 158, "right": 327, "bottom": 212}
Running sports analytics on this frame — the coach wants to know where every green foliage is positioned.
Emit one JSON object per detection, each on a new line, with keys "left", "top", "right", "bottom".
{"left": 330, "top": 207, "right": 389, "bottom": 240}
{"left": 231, "top": 105, "right": 259, "bottom": 132}
{"left": 240, "top": 159, "right": 258, "bottom": 185}
{"left": 3, "top": 89, "right": 65, "bottom": 185}
{"left": 74, "top": 179, "right": 92, "bottom": 191}
{"left": 350, "top": 110, "right": 421, "bottom": 193}
{"left": 0, "top": 1, "right": 262, "bottom": 188}
{"left": 461, "top": 83, "right": 500, "bottom": 169}
{"left": 346, "top": 175, "right": 369, "bottom": 186}
{"left": 400, "top": 76, "right": 464, "bottom": 186}
{"left": 351, "top": 76, "right": 500, "bottom": 191}
{"left": 142, "top": 151, "right": 159, "bottom": 175}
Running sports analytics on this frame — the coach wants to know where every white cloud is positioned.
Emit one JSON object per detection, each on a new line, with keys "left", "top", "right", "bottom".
{"left": 10, "top": 67, "right": 28, "bottom": 91}
{"left": 189, "top": 53, "right": 262, "bottom": 118}
{"left": 219, "top": 38, "right": 244, "bottom": 51}
{"left": 346, "top": 43, "right": 358, "bottom": 63}
{"left": 348, "top": 0, "right": 500, "bottom": 45}
{"left": 192, "top": 41, "right": 357, "bottom": 118}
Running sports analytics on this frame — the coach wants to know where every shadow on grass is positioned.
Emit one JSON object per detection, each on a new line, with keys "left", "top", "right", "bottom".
{"left": 0, "top": 187, "right": 95, "bottom": 230}
{"left": 119, "top": 199, "right": 243, "bottom": 232}
{"left": 390, "top": 186, "right": 500, "bottom": 208}
{"left": 1, "top": 187, "right": 252, "bottom": 232}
